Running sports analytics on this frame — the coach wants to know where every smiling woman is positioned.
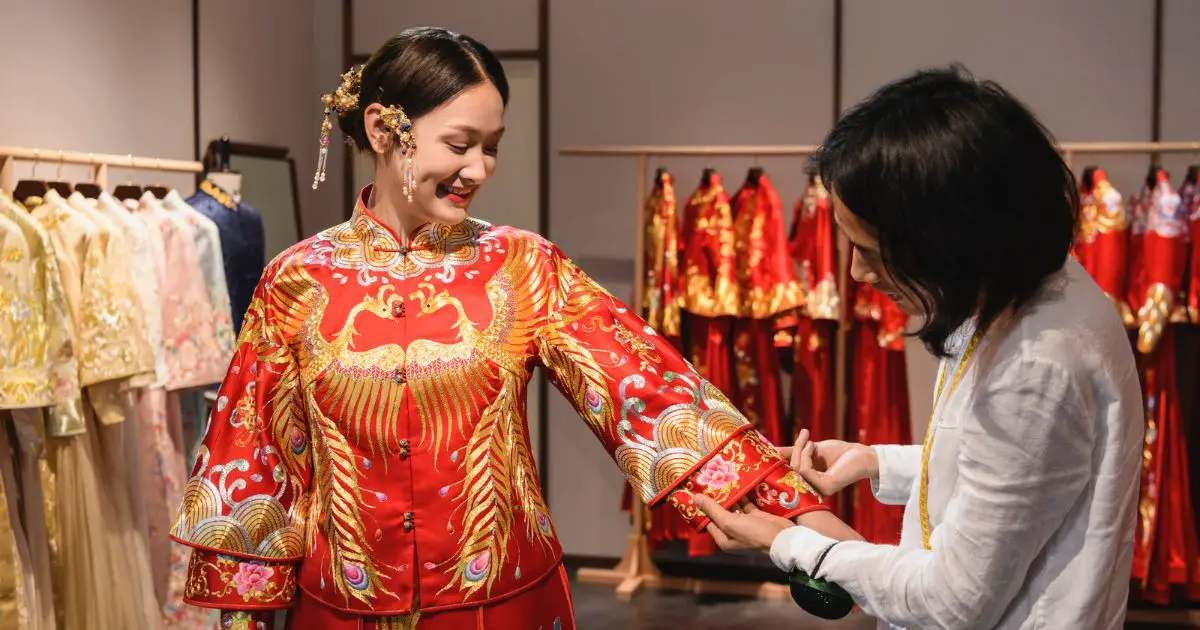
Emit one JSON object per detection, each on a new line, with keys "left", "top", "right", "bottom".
{"left": 334, "top": 27, "right": 509, "bottom": 235}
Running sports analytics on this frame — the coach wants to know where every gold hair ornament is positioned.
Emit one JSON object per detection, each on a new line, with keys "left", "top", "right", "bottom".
{"left": 380, "top": 105, "right": 417, "bottom": 202}
{"left": 313, "top": 65, "right": 418, "bottom": 202}
{"left": 313, "top": 66, "right": 363, "bottom": 189}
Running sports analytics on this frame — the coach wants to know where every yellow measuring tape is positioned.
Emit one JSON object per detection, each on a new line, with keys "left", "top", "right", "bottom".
{"left": 919, "top": 330, "right": 984, "bottom": 550}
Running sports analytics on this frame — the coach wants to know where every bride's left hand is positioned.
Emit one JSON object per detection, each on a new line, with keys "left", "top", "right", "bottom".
{"left": 692, "top": 494, "right": 796, "bottom": 553}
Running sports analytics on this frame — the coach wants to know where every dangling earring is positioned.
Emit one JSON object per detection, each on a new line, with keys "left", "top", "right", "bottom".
{"left": 402, "top": 148, "right": 416, "bottom": 203}
{"left": 313, "top": 96, "right": 333, "bottom": 190}
{"left": 380, "top": 104, "right": 416, "bottom": 203}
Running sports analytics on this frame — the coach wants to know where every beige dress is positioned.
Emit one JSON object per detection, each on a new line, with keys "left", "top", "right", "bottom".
{"left": 30, "top": 190, "right": 159, "bottom": 630}
{"left": 0, "top": 190, "right": 84, "bottom": 630}
{"left": 0, "top": 213, "right": 37, "bottom": 630}
{"left": 92, "top": 191, "right": 175, "bottom": 608}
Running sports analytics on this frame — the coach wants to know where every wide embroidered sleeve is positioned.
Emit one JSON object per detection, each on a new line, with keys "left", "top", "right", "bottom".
{"left": 169, "top": 267, "right": 311, "bottom": 612}
{"left": 534, "top": 243, "right": 828, "bottom": 531}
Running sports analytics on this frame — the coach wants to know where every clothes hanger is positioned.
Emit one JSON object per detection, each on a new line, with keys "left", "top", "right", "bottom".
{"left": 112, "top": 154, "right": 144, "bottom": 201}
{"left": 700, "top": 167, "right": 715, "bottom": 188}
{"left": 653, "top": 167, "right": 667, "bottom": 191}
{"left": 1080, "top": 165, "right": 1098, "bottom": 191}
{"left": 72, "top": 153, "right": 103, "bottom": 199}
{"left": 1184, "top": 148, "right": 1199, "bottom": 186}
{"left": 1145, "top": 160, "right": 1166, "bottom": 190}
{"left": 144, "top": 160, "right": 171, "bottom": 199}
{"left": 12, "top": 149, "right": 49, "bottom": 203}
{"left": 744, "top": 165, "right": 765, "bottom": 188}
{"left": 45, "top": 150, "right": 74, "bottom": 197}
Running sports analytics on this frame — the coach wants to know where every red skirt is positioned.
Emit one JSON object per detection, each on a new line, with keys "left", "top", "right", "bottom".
{"left": 284, "top": 564, "right": 575, "bottom": 630}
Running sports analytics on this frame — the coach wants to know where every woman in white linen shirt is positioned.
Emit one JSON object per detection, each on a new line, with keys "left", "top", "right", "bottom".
{"left": 693, "top": 65, "right": 1144, "bottom": 630}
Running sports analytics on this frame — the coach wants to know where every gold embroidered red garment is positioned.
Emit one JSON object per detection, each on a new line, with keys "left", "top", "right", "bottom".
{"left": 729, "top": 171, "right": 803, "bottom": 446}
{"left": 171, "top": 186, "right": 827, "bottom": 620}
{"left": 1073, "top": 168, "right": 1132, "bottom": 326}
{"left": 1181, "top": 177, "right": 1200, "bottom": 323}
{"left": 642, "top": 169, "right": 683, "bottom": 347}
{"left": 1127, "top": 171, "right": 1200, "bottom": 604}
{"left": 730, "top": 170, "right": 803, "bottom": 320}
{"left": 846, "top": 283, "right": 910, "bottom": 544}
{"left": 674, "top": 170, "right": 740, "bottom": 556}
{"left": 680, "top": 171, "right": 738, "bottom": 319}
{"left": 785, "top": 177, "right": 841, "bottom": 476}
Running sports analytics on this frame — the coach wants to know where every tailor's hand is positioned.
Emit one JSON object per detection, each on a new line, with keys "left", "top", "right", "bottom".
{"left": 693, "top": 495, "right": 797, "bottom": 554}
{"left": 777, "top": 429, "right": 879, "bottom": 497}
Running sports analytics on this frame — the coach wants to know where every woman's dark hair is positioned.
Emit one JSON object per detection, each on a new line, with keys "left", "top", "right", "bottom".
{"left": 810, "top": 64, "right": 1078, "bottom": 357}
{"left": 338, "top": 27, "right": 510, "bottom": 151}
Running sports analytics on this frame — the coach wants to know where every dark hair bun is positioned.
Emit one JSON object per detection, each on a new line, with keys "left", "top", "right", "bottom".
{"left": 335, "top": 101, "right": 368, "bottom": 152}
{"left": 334, "top": 27, "right": 509, "bottom": 154}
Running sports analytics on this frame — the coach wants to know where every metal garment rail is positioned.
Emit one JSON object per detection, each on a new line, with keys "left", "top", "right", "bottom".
{"left": 0, "top": 145, "right": 204, "bottom": 191}
{"left": 558, "top": 140, "right": 1200, "bottom": 608}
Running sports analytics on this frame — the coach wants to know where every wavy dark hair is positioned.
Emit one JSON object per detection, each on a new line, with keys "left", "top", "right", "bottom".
{"left": 338, "top": 27, "right": 510, "bottom": 151}
{"left": 810, "top": 64, "right": 1079, "bottom": 357}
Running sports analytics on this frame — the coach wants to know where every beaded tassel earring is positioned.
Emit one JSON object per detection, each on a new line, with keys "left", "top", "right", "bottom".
{"left": 313, "top": 95, "right": 333, "bottom": 190}
{"left": 380, "top": 105, "right": 416, "bottom": 202}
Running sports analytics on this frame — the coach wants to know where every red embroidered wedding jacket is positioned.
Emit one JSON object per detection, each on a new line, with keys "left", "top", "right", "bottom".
{"left": 170, "top": 186, "right": 827, "bottom": 616}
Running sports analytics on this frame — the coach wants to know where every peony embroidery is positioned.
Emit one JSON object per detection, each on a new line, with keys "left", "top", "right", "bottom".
{"left": 232, "top": 562, "right": 275, "bottom": 597}
{"left": 696, "top": 456, "right": 737, "bottom": 491}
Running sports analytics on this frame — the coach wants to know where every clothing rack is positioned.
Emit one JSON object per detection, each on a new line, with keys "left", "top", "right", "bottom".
{"left": 559, "top": 144, "right": 824, "bottom": 602}
{"left": 0, "top": 145, "right": 204, "bottom": 192}
{"left": 558, "top": 140, "right": 1200, "bottom": 612}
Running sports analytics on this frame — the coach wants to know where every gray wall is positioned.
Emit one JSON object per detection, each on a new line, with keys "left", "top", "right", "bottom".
{"left": 547, "top": 0, "right": 836, "bottom": 558}
{"left": 0, "top": 0, "right": 195, "bottom": 191}
{"left": 197, "top": 0, "right": 322, "bottom": 234}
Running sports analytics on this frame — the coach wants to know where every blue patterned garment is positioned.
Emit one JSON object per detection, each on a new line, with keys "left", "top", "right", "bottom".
{"left": 187, "top": 179, "right": 266, "bottom": 335}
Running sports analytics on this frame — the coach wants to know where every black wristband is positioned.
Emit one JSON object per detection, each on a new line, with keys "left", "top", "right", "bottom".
{"left": 810, "top": 540, "right": 840, "bottom": 579}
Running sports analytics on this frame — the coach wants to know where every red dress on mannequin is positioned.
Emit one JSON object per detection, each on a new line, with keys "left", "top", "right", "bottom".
{"left": 729, "top": 170, "right": 803, "bottom": 447}
{"left": 786, "top": 177, "right": 842, "bottom": 515}
{"left": 1128, "top": 171, "right": 1200, "bottom": 604}
{"left": 846, "top": 284, "right": 910, "bottom": 545}
{"left": 170, "top": 187, "right": 830, "bottom": 628}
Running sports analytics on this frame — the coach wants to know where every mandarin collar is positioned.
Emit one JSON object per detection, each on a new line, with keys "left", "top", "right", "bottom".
{"left": 352, "top": 184, "right": 448, "bottom": 254}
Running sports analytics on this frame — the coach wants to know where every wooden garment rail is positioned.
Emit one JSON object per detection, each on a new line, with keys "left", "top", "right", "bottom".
{"left": 558, "top": 140, "right": 1200, "bottom": 608}
{"left": 0, "top": 145, "right": 204, "bottom": 192}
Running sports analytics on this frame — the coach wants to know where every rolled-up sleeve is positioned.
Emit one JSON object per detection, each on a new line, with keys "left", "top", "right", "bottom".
{"left": 870, "top": 444, "right": 922, "bottom": 506}
{"left": 771, "top": 355, "right": 1093, "bottom": 630}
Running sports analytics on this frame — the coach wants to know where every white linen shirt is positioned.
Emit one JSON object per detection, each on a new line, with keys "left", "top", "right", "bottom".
{"left": 770, "top": 257, "right": 1143, "bottom": 630}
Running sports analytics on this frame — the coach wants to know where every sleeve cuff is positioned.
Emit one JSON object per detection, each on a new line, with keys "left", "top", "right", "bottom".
{"left": 769, "top": 525, "right": 837, "bottom": 574}
{"left": 183, "top": 548, "right": 298, "bottom": 610}
{"left": 662, "top": 429, "right": 826, "bottom": 532}
{"left": 871, "top": 444, "right": 917, "bottom": 506}
{"left": 751, "top": 466, "right": 831, "bottom": 521}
